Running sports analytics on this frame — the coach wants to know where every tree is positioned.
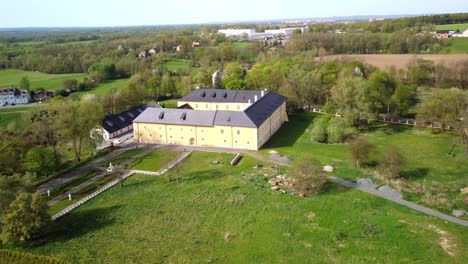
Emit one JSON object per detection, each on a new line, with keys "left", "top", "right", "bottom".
{"left": 327, "top": 118, "right": 354, "bottom": 143}
{"left": 63, "top": 79, "right": 78, "bottom": 90}
{"left": 192, "top": 69, "right": 212, "bottom": 88}
{"left": 1, "top": 192, "right": 49, "bottom": 244}
{"left": 23, "top": 146, "right": 58, "bottom": 178}
{"left": 88, "top": 62, "right": 117, "bottom": 82}
{"left": 289, "top": 156, "right": 326, "bottom": 196}
{"left": 331, "top": 77, "right": 379, "bottom": 126}
{"left": 310, "top": 116, "right": 330, "bottom": 143}
{"left": 417, "top": 88, "right": 468, "bottom": 156}
{"left": 146, "top": 76, "right": 161, "bottom": 99}
{"left": 160, "top": 73, "right": 176, "bottom": 96}
{"left": 19, "top": 76, "right": 30, "bottom": 91}
{"left": 225, "top": 80, "right": 247, "bottom": 90}
{"left": 378, "top": 145, "right": 405, "bottom": 179}
{"left": 51, "top": 99, "right": 104, "bottom": 162}
{"left": 348, "top": 136, "right": 375, "bottom": 167}
{"left": 391, "top": 84, "right": 416, "bottom": 116}
{"left": 368, "top": 70, "right": 396, "bottom": 114}
{"left": 221, "top": 62, "right": 245, "bottom": 87}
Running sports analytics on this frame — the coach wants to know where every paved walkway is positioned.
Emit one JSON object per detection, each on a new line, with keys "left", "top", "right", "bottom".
{"left": 327, "top": 176, "right": 468, "bottom": 227}
{"left": 39, "top": 144, "right": 153, "bottom": 194}
{"left": 51, "top": 151, "right": 193, "bottom": 220}
{"left": 47, "top": 147, "right": 155, "bottom": 206}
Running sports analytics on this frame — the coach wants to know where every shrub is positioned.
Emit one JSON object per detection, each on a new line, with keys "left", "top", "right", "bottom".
{"left": 348, "top": 136, "right": 375, "bottom": 167}
{"left": 310, "top": 116, "right": 330, "bottom": 143}
{"left": 327, "top": 118, "right": 354, "bottom": 143}
{"left": 378, "top": 145, "right": 405, "bottom": 179}
{"left": 321, "top": 101, "right": 335, "bottom": 114}
{"left": 289, "top": 156, "right": 327, "bottom": 196}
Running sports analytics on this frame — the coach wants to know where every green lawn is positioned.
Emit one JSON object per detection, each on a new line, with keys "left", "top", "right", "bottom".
{"left": 0, "top": 69, "right": 87, "bottom": 91}
{"left": 130, "top": 149, "right": 181, "bottom": 172}
{"left": 6, "top": 151, "right": 468, "bottom": 263}
{"left": 99, "top": 148, "right": 145, "bottom": 167}
{"left": 441, "top": 38, "right": 468, "bottom": 53}
{"left": 71, "top": 78, "right": 129, "bottom": 98}
{"left": 165, "top": 59, "right": 193, "bottom": 73}
{"left": 159, "top": 98, "right": 178, "bottom": 108}
{"left": 0, "top": 106, "right": 45, "bottom": 130}
{"left": 46, "top": 170, "right": 100, "bottom": 201}
{"left": 261, "top": 112, "right": 468, "bottom": 214}
{"left": 436, "top": 23, "right": 468, "bottom": 32}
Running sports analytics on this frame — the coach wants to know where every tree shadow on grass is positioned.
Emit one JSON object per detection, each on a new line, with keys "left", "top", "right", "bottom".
{"left": 401, "top": 168, "right": 430, "bottom": 180}
{"left": 182, "top": 169, "right": 228, "bottom": 183}
{"left": 261, "top": 112, "right": 315, "bottom": 149}
{"left": 320, "top": 181, "right": 350, "bottom": 196}
{"left": 27, "top": 206, "right": 122, "bottom": 247}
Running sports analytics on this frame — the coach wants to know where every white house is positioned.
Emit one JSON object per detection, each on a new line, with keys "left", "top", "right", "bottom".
{"left": 99, "top": 104, "right": 161, "bottom": 141}
{"left": 0, "top": 87, "right": 30, "bottom": 106}
{"left": 218, "top": 29, "right": 256, "bottom": 38}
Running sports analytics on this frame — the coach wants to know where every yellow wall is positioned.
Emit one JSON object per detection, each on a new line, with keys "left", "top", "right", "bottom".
{"left": 135, "top": 101, "right": 287, "bottom": 150}
{"left": 134, "top": 123, "right": 259, "bottom": 150}
{"left": 178, "top": 101, "right": 251, "bottom": 112}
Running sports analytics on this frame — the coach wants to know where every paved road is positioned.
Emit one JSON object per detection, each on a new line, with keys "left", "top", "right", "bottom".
{"left": 0, "top": 103, "right": 46, "bottom": 109}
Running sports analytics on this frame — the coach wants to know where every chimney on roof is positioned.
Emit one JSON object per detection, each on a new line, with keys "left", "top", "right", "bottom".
{"left": 248, "top": 99, "right": 251, "bottom": 104}
{"left": 261, "top": 90, "right": 264, "bottom": 97}
{"left": 254, "top": 95, "right": 258, "bottom": 102}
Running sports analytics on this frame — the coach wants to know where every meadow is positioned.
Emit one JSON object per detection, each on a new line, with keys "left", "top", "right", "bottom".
{"left": 165, "top": 59, "right": 194, "bottom": 73}
{"left": 442, "top": 38, "right": 468, "bottom": 54}
{"left": 71, "top": 78, "right": 130, "bottom": 98}
{"left": 261, "top": 112, "right": 468, "bottom": 214}
{"left": 435, "top": 23, "right": 468, "bottom": 31}
{"left": 5, "top": 151, "right": 467, "bottom": 263}
{"left": 0, "top": 69, "right": 87, "bottom": 91}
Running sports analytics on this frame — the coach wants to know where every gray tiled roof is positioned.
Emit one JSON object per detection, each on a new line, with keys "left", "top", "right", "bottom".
{"left": 102, "top": 104, "right": 161, "bottom": 134}
{"left": 134, "top": 89, "right": 287, "bottom": 128}
{"left": 133, "top": 108, "right": 216, "bottom": 127}
{"left": 180, "top": 89, "right": 264, "bottom": 103}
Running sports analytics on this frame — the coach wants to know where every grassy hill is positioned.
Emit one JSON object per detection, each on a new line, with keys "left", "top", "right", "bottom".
{"left": 0, "top": 69, "right": 87, "bottom": 91}
{"left": 6, "top": 151, "right": 467, "bottom": 263}
{"left": 71, "top": 78, "right": 129, "bottom": 98}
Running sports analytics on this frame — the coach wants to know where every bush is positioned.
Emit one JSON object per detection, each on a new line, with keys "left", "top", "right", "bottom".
{"left": 321, "top": 101, "right": 335, "bottom": 114}
{"left": 0, "top": 250, "right": 65, "bottom": 264}
{"left": 327, "top": 118, "right": 354, "bottom": 143}
{"left": 378, "top": 145, "right": 405, "bottom": 179}
{"left": 348, "top": 136, "right": 375, "bottom": 168}
{"left": 289, "top": 156, "right": 327, "bottom": 196}
{"left": 310, "top": 116, "right": 330, "bottom": 143}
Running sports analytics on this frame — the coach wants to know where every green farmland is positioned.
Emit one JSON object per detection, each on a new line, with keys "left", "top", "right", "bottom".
{"left": 0, "top": 69, "right": 87, "bottom": 91}
{"left": 436, "top": 23, "right": 468, "bottom": 32}
{"left": 442, "top": 38, "right": 468, "bottom": 53}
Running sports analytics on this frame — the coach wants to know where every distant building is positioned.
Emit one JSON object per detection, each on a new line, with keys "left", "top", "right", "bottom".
{"left": 0, "top": 87, "right": 30, "bottom": 105}
{"left": 453, "top": 29, "right": 468, "bottom": 38}
{"left": 212, "top": 70, "right": 224, "bottom": 87}
{"left": 99, "top": 104, "right": 161, "bottom": 141}
{"left": 218, "top": 27, "right": 307, "bottom": 41}
{"left": 138, "top": 50, "right": 149, "bottom": 59}
{"left": 133, "top": 89, "right": 288, "bottom": 150}
{"left": 176, "top": 44, "right": 184, "bottom": 52}
{"left": 192, "top": 41, "right": 200, "bottom": 48}
{"left": 435, "top": 30, "right": 455, "bottom": 38}
{"left": 33, "top": 90, "right": 54, "bottom": 103}
{"left": 148, "top": 47, "right": 160, "bottom": 54}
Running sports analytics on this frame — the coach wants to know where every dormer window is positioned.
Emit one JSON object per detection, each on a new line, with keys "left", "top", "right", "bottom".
{"left": 158, "top": 112, "right": 164, "bottom": 119}
{"left": 180, "top": 113, "right": 186, "bottom": 120}
{"left": 201, "top": 92, "right": 206, "bottom": 97}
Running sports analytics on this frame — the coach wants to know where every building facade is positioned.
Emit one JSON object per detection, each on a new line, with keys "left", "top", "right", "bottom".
{"left": 133, "top": 89, "right": 287, "bottom": 150}
{"left": 0, "top": 87, "right": 30, "bottom": 105}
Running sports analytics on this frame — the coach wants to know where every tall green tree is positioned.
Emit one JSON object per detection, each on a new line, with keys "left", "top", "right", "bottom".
{"left": 19, "top": 76, "right": 30, "bottom": 91}
{"left": 417, "top": 88, "right": 468, "bottom": 156}
{"left": 368, "top": 70, "right": 396, "bottom": 114}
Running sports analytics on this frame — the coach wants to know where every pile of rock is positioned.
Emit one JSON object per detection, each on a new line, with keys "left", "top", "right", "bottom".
{"left": 269, "top": 174, "right": 293, "bottom": 192}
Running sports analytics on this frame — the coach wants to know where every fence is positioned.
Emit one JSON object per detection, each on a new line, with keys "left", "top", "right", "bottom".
{"left": 51, "top": 151, "right": 193, "bottom": 221}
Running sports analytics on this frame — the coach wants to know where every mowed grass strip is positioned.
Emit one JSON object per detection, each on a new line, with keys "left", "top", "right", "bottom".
{"left": 130, "top": 149, "right": 181, "bottom": 172}
{"left": 435, "top": 23, "right": 468, "bottom": 31}
{"left": 13, "top": 151, "right": 468, "bottom": 263}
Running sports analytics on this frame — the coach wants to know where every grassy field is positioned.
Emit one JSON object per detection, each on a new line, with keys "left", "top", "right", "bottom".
{"left": 261, "top": 112, "right": 468, "bottom": 214}
{"left": 130, "top": 149, "right": 181, "bottom": 172}
{"left": 72, "top": 78, "right": 129, "bottom": 98}
{"left": 99, "top": 148, "right": 145, "bottom": 167}
{"left": 165, "top": 59, "right": 195, "bottom": 74}
{"left": 441, "top": 38, "right": 468, "bottom": 54}
{"left": 0, "top": 106, "right": 45, "bottom": 130}
{"left": 435, "top": 23, "right": 468, "bottom": 31}
{"left": 5, "top": 151, "right": 467, "bottom": 263}
{"left": 0, "top": 69, "right": 87, "bottom": 91}
{"left": 159, "top": 98, "right": 178, "bottom": 108}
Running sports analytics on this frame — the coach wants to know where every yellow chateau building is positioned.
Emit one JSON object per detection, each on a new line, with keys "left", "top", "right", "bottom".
{"left": 133, "top": 89, "right": 288, "bottom": 150}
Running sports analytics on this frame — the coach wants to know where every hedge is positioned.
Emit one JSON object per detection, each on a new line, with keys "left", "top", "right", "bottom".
{"left": 0, "top": 250, "right": 66, "bottom": 264}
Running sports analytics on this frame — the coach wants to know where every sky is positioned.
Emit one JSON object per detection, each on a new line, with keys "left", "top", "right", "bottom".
{"left": 0, "top": 0, "right": 467, "bottom": 28}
